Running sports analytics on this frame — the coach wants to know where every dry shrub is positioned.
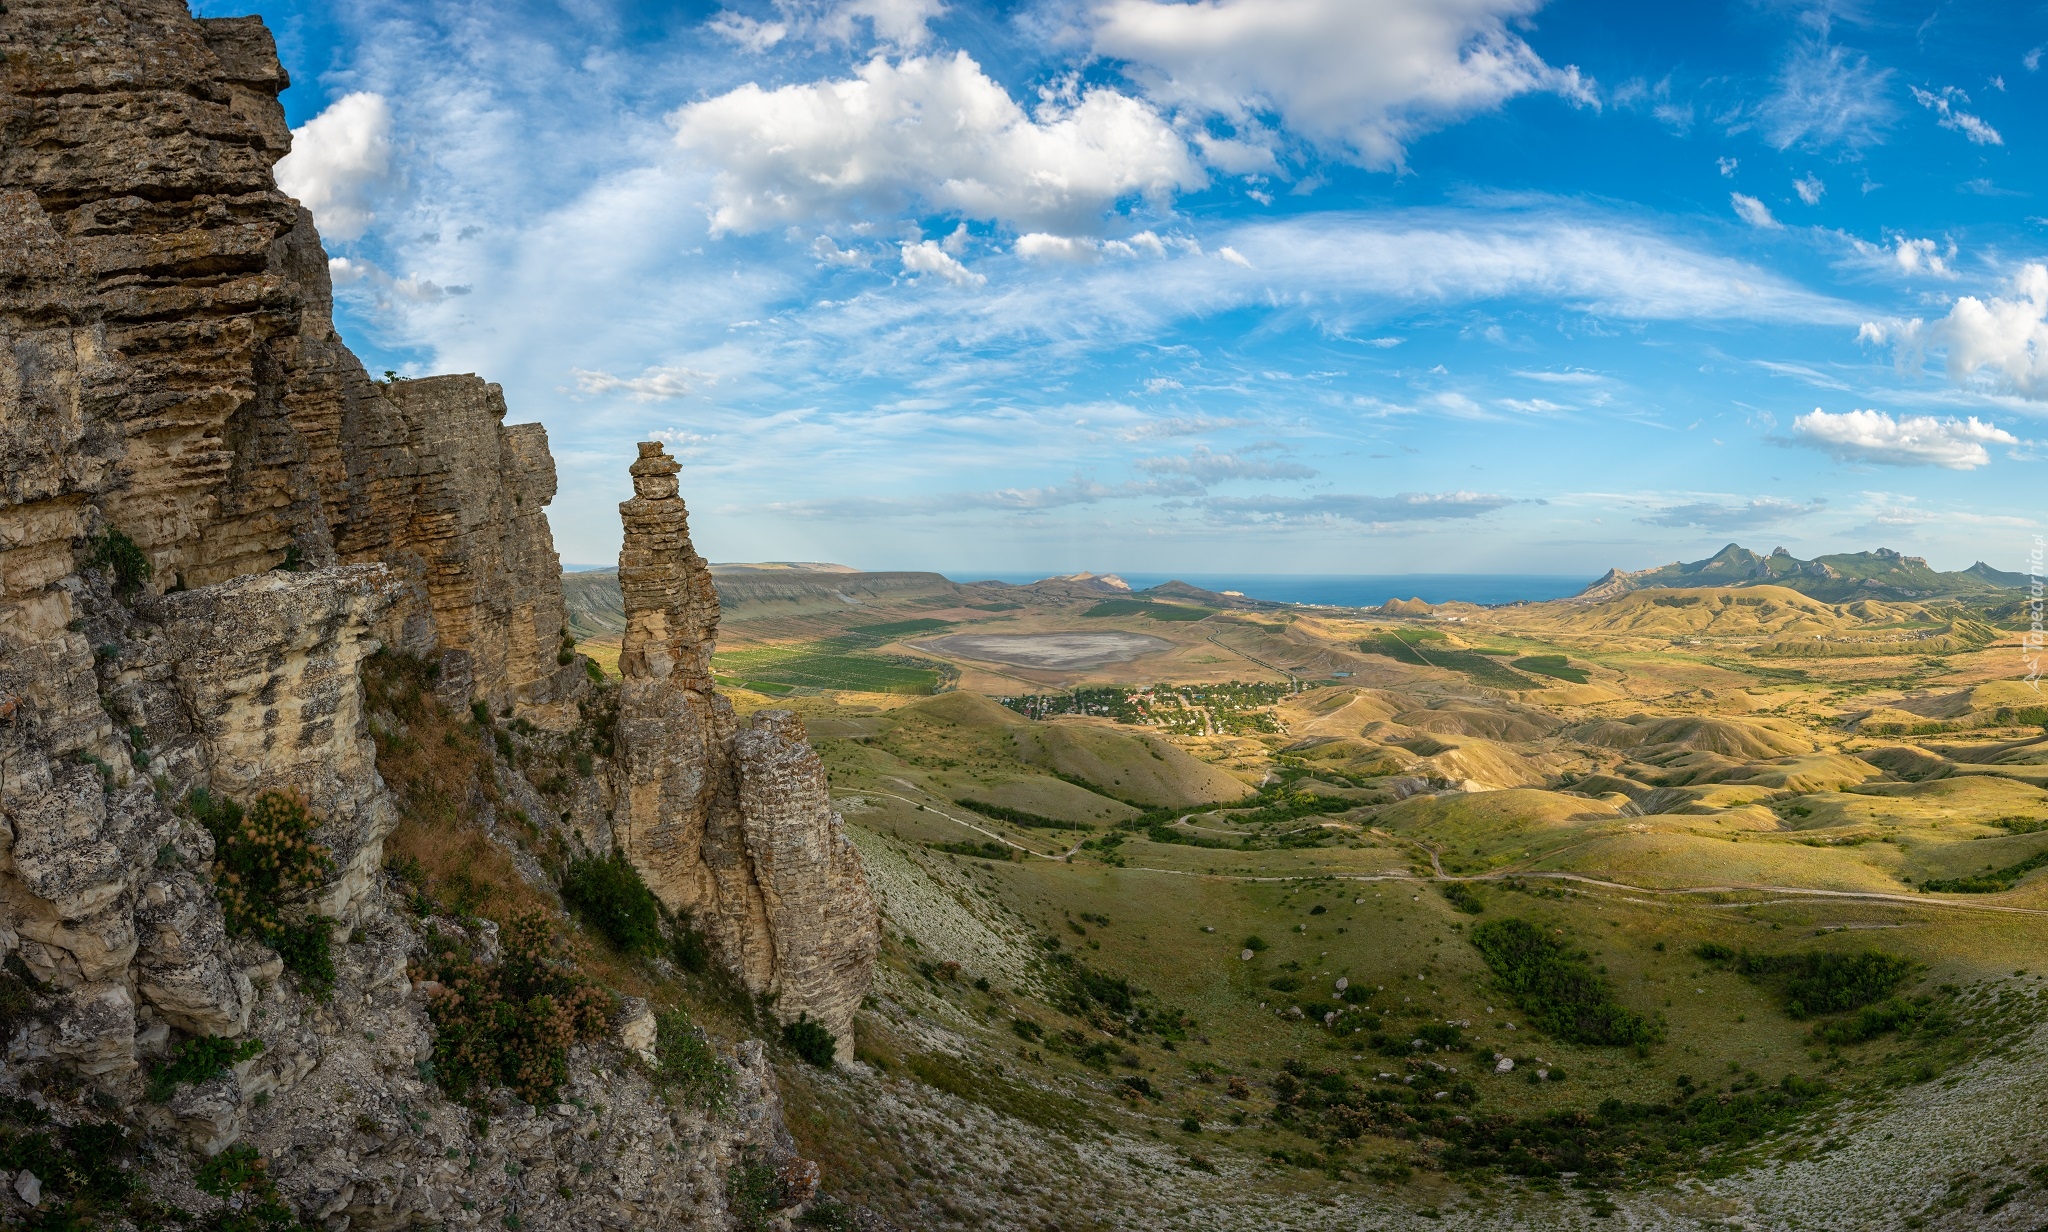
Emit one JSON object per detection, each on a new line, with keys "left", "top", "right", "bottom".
{"left": 363, "top": 652, "right": 554, "bottom": 929}
{"left": 422, "top": 911, "right": 612, "bottom": 1107}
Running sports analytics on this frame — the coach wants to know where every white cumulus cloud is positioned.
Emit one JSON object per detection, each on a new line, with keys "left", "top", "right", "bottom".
{"left": 1848, "top": 234, "right": 1956, "bottom": 280}
{"left": 810, "top": 235, "right": 872, "bottom": 265}
{"left": 900, "top": 238, "right": 984, "bottom": 287}
{"left": 1891, "top": 236, "right": 1952, "bottom": 277}
{"left": 1791, "top": 408, "right": 2015, "bottom": 469}
{"left": 671, "top": 52, "right": 1201, "bottom": 236}
{"left": 1888, "top": 264, "right": 2048, "bottom": 398}
{"left": 274, "top": 92, "right": 395, "bottom": 241}
{"left": 707, "top": 12, "right": 790, "bottom": 52}
{"left": 838, "top": 0, "right": 948, "bottom": 47}
{"left": 1090, "top": 0, "right": 1592, "bottom": 171}
{"left": 1015, "top": 230, "right": 1177, "bottom": 262}
{"left": 327, "top": 256, "right": 374, "bottom": 287}
{"left": 1015, "top": 233, "right": 1102, "bottom": 263}
{"left": 1794, "top": 174, "right": 1824, "bottom": 205}
{"left": 1730, "top": 193, "right": 1780, "bottom": 229}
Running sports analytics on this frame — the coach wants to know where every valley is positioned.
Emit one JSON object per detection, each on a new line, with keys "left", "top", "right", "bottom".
{"left": 565, "top": 559, "right": 2048, "bottom": 1229}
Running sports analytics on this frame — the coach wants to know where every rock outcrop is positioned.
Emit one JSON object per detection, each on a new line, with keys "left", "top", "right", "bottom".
{"left": 612, "top": 444, "right": 879, "bottom": 1058}
{"left": 0, "top": 2, "right": 876, "bottom": 1226}
{"left": 0, "top": 1, "right": 575, "bottom": 728}
{"left": 0, "top": 0, "right": 578, "bottom": 1092}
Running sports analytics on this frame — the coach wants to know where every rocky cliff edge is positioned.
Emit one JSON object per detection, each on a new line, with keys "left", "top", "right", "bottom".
{"left": 0, "top": 2, "right": 876, "bottom": 1227}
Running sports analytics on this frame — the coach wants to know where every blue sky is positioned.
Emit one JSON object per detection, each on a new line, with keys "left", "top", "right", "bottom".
{"left": 199, "top": 0, "right": 2048, "bottom": 576}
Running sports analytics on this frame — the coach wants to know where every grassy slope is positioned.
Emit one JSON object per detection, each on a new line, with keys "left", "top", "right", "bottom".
{"left": 795, "top": 778, "right": 2048, "bottom": 1229}
{"left": 543, "top": 564, "right": 2048, "bottom": 1226}
{"left": 1017, "top": 721, "right": 1250, "bottom": 807}
{"left": 762, "top": 577, "right": 2048, "bottom": 1228}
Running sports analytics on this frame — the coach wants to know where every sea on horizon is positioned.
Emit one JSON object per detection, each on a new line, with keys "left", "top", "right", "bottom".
{"left": 558, "top": 563, "right": 1597, "bottom": 608}
{"left": 976, "top": 572, "right": 1597, "bottom": 607}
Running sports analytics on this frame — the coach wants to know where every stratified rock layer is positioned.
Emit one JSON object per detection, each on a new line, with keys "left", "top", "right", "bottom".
{"left": 0, "top": 5, "right": 867, "bottom": 1226}
{"left": 613, "top": 443, "right": 878, "bottom": 1057}
{"left": 0, "top": 2, "right": 576, "bottom": 726}
{"left": 0, "top": 0, "right": 584, "bottom": 1094}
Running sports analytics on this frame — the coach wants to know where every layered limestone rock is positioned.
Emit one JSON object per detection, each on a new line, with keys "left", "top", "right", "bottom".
{"left": 0, "top": 7, "right": 863, "bottom": 1225}
{"left": 337, "top": 376, "right": 586, "bottom": 726}
{"left": 0, "top": 1, "right": 575, "bottom": 727}
{"left": 158, "top": 565, "right": 405, "bottom": 919}
{"left": 0, "top": 0, "right": 592, "bottom": 1082}
{"left": 730, "top": 711, "right": 881, "bottom": 1050}
{"left": 0, "top": 0, "right": 573, "bottom": 1093}
{"left": 612, "top": 443, "right": 878, "bottom": 1057}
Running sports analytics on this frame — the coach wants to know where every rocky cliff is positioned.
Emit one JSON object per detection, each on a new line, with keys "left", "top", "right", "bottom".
{"left": 611, "top": 444, "right": 878, "bottom": 1057}
{"left": 0, "top": 2, "right": 876, "bottom": 1226}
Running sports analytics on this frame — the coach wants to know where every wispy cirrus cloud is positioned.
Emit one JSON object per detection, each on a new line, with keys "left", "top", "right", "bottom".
{"left": 572, "top": 365, "right": 712, "bottom": 401}
{"left": 766, "top": 473, "right": 1196, "bottom": 518}
{"left": 709, "top": 0, "right": 948, "bottom": 53}
{"left": 1136, "top": 445, "right": 1316, "bottom": 481}
{"left": 1910, "top": 85, "right": 2003, "bottom": 145}
{"left": 1637, "top": 496, "right": 1824, "bottom": 530}
{"left": 765, "top": 207, "right": 1870, "bottom": 381}
{"left": 1730, "top": 193, "right": 1781, "bottom": 229}
{"left": 1196, "top": 490, "right": 1519, "bottom": 525}
{"left": 1757, "top": 34, "right": 1895, "bottom": 151}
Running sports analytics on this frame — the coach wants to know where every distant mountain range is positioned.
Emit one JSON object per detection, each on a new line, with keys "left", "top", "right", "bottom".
{"left": 1577, "top": 544, "right": 2029, "bottom": 602}
{"left": 561, "top": 566, "right": 965, "bottom": 637}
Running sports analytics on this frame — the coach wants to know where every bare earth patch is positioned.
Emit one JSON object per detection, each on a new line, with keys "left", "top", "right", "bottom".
{"left": 917, "top": 630, "right": 1174, "bottom": 669}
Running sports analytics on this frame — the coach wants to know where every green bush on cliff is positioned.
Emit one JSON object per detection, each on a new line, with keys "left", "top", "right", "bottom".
{"left": 560, "top": 849, "right": 665, "bottom": 956}
{"left": 188, "top": 789, "right": 336, "bottom": 996}
{"left": 85, "top": 526, "right": 152, "bottom": 597}
{"left": 422, "top": 911, "right": 613, "bottom": 1106}
{"left": 147, "top": 1035, "right": 265, "bottom": 1104}
{"left": 780, "top": 1014, "right": 837, "bottom": 1068}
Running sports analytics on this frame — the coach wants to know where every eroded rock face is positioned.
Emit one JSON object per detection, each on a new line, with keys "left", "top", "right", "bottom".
{"left": 159, "top": 566, "right": 404, "bottom": 920}
{"left": 612, "top": 444, "right": 878, "bottom": 1057}
{"left": 340, "top": 377, "right": 587, "bottom": 726}
{"left": 0, "top": 7, "right": 861, "bottom": 1224}
{"left": 730, "top": 710, "right": 881, "bottom": 1054}
{"left": 0, "top": 0, "right": 593, "bottom": 1072}
{"left": 0, "top": 0, "right": 577, "bottom": 1084}
{"left": 0, "top": 2, "right": 574, "bottom": 728}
